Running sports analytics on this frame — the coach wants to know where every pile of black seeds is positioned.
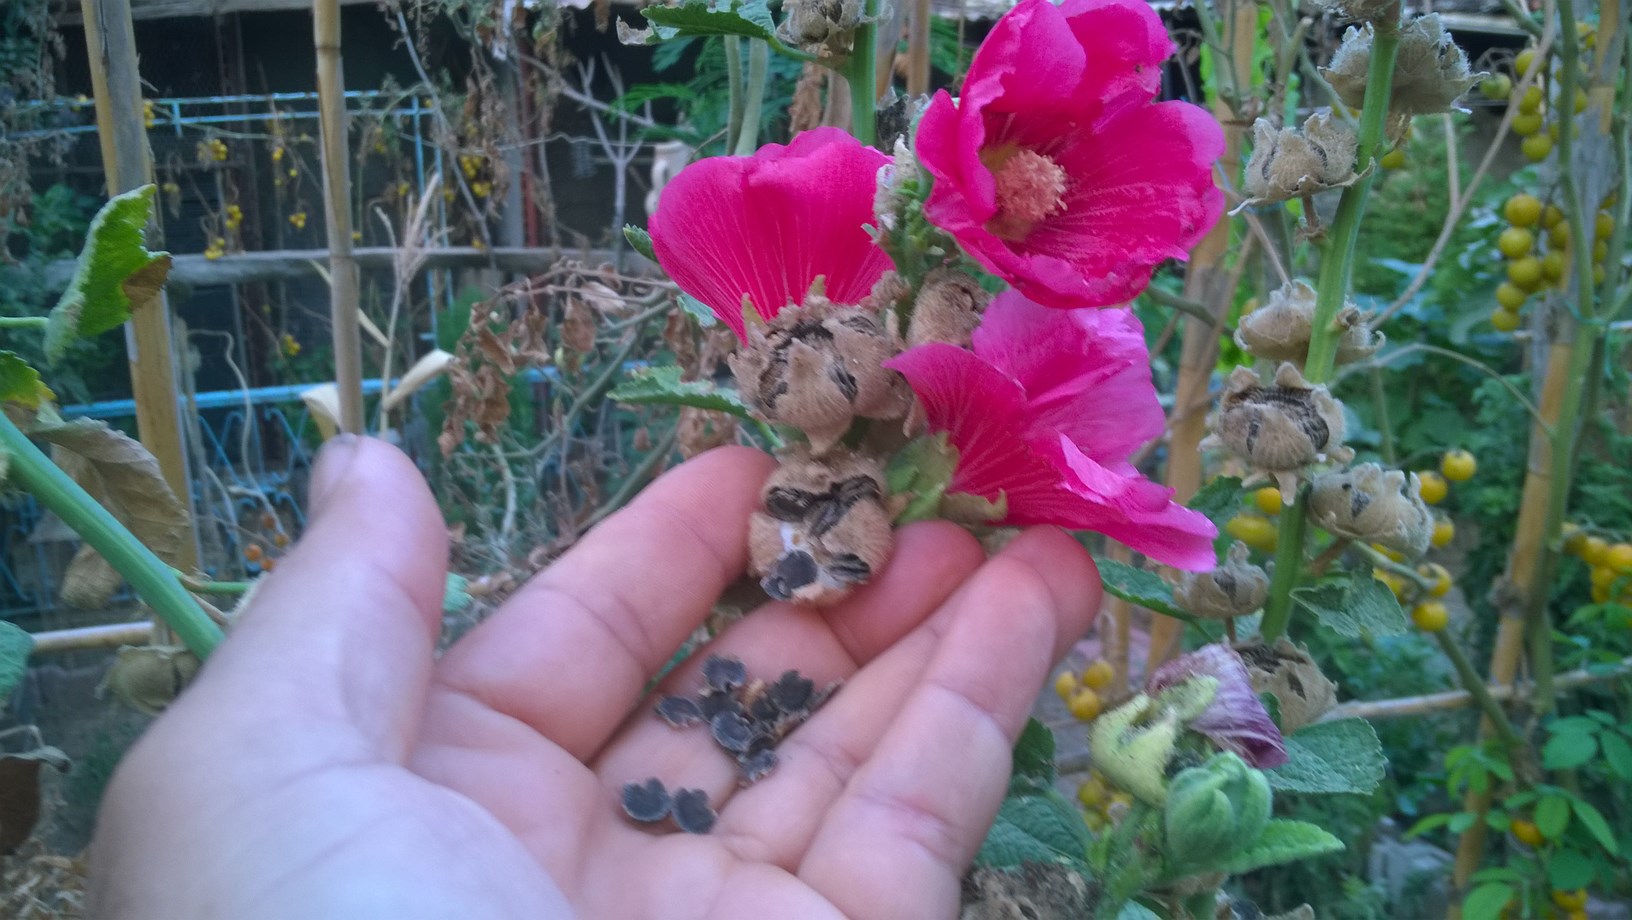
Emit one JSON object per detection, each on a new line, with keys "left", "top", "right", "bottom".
{"left": 620, "top": 654, "right": 837, "bottom": 835}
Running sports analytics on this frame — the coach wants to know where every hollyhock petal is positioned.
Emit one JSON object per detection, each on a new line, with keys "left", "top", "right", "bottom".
{"left": 1050, "top": 442, "right": 1220, "bottom": 571}
{"left": 1060, "top": 0, "right": 1175, "bottom": 118}
{"left": 649, "top": 128, "right": 892, "bottom": 338}
{"left": 1149, "top": 645, "right": 1289, "bottom": 769}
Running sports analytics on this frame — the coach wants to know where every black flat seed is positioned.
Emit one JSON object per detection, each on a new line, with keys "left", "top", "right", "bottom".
{"left": 749, "top": 693, "right": 782, "bottom": 723}
{"left": 703, "top": 655, "right": 748, "bottom": 692}
{"left": 739, "top": 749, "right": 778, "bottom": 784}
{"left": 672, "top": 788, "right": 716, "bottom": 834}
{"left": 769, "top": 671, "right": 814, "bottom": 712}
{"left": 621, "top": 778, "right": 672, "bottom": 823}
{"left": 655, "top": 695, "right": 705, "bottom": 727}
{"left": 711, "top": 710, "right": 756, "bottom": 753}
{"left": 698, "top": 690, "right": 741, "bottom": 720}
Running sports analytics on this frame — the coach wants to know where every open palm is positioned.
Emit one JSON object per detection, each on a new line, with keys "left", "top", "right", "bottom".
{"left": 90, "top": 439, "right": 1099, "bottom": 919}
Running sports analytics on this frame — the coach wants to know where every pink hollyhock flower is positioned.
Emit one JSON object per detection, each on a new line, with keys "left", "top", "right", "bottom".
{"left": 885, "top": 291, "right": 1217, "bottom": 570}
{"left": 648, "top": 127, "right": 893, "bottom": 338}
{"left": 915, "top": 0, "right": 1225, "bottom": 308}
{"left": 1148, "top": 644, "right": 1288, "bottom": 769}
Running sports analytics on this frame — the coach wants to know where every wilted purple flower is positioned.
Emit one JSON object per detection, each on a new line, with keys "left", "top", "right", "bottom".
{"left": 1148, "top": 644, "right": 1288, "bottom": 769}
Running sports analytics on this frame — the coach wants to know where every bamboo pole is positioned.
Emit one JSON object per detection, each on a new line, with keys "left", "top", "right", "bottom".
{"left": 1325, "top": 655, "right": 1632, "bottom": 722}
{"left": 314, "top": 0, "right": 365, "bottom": 434}
{"left": 78, "top": 0, "right": 200, "bottom": 587}
{"left": 905, "top": 0, "right": 932, "bottom": 97}
{"left": 1144, "top": 0, "right": 1256, "bottom": 670}
{"left": 30, "top": 622, "right": 154, "bottom": 654}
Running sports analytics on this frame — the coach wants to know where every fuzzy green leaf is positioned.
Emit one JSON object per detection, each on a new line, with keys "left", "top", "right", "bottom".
{"left": 1011, "top": 718, "right": 1056, "bottom": 787}
{"left": 1091, "top": 556, "right": 1201, "bottom": 625}
{"left": 0, "top": 352, "right": 52, "bottom": 410}
{"left": 1267, "top": 718, "right": 1386, "bottom": 794}
{"left": 1462, "top": 883, "right": 1514, "bottom": 920}
{"left": 442, "top": 574, "right": 472, "bottom": 614}
{"left": 626, "top": 0, "right": 779, "bottom": 45}
{"left": 1217, "top": 819, "right": 1343, "bottom": 874}
{"left": 1187, "top": 475, "right": 1244, "bottom": 522}
{"left": 1291, "top": 573, "right": 1408, "bottom": 637}
{"left": 45, "top": 186, "right": 171, "bottom": 363}
{"left": 0, "top": 620, "right": 29, "bottom": 705}
{"left": 609, "top": 366, "right": 750, "bottom": 418}
{"left": 622, "top": 224, "right": 657, "bottom": 262}
{"left": 975, "top": 789, "right": 1092, "bottom": 871}
{"left": 676, "top": 293, "right": 718, "bottom": 327}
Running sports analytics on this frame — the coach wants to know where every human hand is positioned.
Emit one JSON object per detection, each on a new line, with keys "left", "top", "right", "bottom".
{"left": 90, "top": 437, "right": 1100, "bottom": 919}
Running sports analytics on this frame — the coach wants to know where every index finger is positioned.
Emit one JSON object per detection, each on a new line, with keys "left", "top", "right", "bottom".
{"left": 433, "top": 446, "right": 776, "bottom": 760}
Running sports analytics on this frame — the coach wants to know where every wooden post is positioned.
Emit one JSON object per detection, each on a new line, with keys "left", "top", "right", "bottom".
{"left": 79, "top": 0, "right": 200, "bottom": 577}
{"left": 314, "top": 0, "right": 365, "bottom": 433}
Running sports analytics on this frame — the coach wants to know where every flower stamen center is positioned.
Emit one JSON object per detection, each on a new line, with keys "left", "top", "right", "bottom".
{"left": 985, "top": 147, "right": 1068, "bottom": 241}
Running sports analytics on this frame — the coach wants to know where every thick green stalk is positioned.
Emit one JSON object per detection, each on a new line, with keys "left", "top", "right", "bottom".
{"left": 734, "top": 40, "right": 769, "bottom": 156}
{"left": 0, "top": 413, "right": 222, "bottom": 657}
{"left": 724, "top": 38, "right": 744, "bottom": 155}
{"left": 843, "top": 0, "right": 879, "bottom": 147}
{"left": 0, "top": 317, "right": 48, "bottom": 331}
{"left": 1434, "top": 630, "right": 1525, "bottom": 755}
{"left": 1260, "top": 7, "right": 1402, "bottom": 643}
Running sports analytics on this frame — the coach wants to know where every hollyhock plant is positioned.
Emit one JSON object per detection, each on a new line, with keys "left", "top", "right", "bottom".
{"left": 914, "top": 0, "right": 1225, "bottom": 308}
{"left": 885, "top": 290, "right": 1217, "bottom": 570}
{"left": 1148, "top": 644, "right": 1289, "bottom": 769}
{"left": 648, "top": 127, "right": 893, "bottom": 339}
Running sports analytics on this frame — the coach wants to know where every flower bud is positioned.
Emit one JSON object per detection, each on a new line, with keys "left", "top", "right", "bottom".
{"left": 1203, "top": 363, "right": 1353, "bottom": 495}
{"left": 1324, "top": 16, "right": 1484, "bottom": 119}
{"left": 1234, "top": 279, "right": 1382, "bottom": 366}
{"left": 780, "top": 0, "right": 863, "bottom": 55}
{"left": 730, "top": 290, "right": 911, "bottom": 455}
{"left": 1243, "top": 112, "right": 1359, "bottom": 204}
{"left": 1089, "top": 693, "right": 1182, "bottom": 805}
{"left": 1173, "top": 541, "right": 1271, "bottom": 620}
{"left": 1239, "top": 638, "right": 1339, "bottom": 733}
{"left": 749, "top": 449, "right": 893, "bottom": 605}
{"left": 1163, "top": 752, "right": 1274, "bottom": 874}
{"left": 905, "top": 267, "right": 991, "bottom": 348}
{"left": 1307, "top": 463, "right": 1433, "bottom": 558}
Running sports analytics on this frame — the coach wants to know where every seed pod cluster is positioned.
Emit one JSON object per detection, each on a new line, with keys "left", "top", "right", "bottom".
{"left": 1324, "top": 16, "right": 1484, "bottom": 123}
{"left": 1235, "top": 280, "right": 1382, "bottom": 367}
{"left": 1238, "top": 638, "right": 1339, "bottom": 733}
{"left": 1243, "top": 112, "right": 1360, "bottom": 204}
{"left": 748, "top": 450, "right": 894, "bottom": 605}
{"left": 1307, "top": 463, "right": 1434, "bottom": 558}
{"left": 1203, "top": 363, "right": 1353, "bottom": 494}
{"left": 1174, "top": 542, "right": 1271, "bottom": 620}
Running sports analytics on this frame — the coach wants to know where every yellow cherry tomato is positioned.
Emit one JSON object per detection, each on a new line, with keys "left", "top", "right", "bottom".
{"left": 1511, "top": 818, "right": 1545, "bottom": 847}
{"left": 1504, "top": 193, "right": 1543, "bottom": 227}
{"left": 1551, "top": 888, "right": 1588, "bottom": 911}
{"left": 1082, "top": 659, "right": 1115, "bottom": 691}
{"left": 1563, "top": 523, "right": 1587, "bottom": 554}
{"left": 1515, "top": 47, "right": 1539, "bottom": 77}
{"left": 1581, "top": 536, "right": 1610, "bottom": 566}
{"left": 1253, "top": 486, "right": 1284, "bottom": 516}
{"left": 1495, "top": 282, "right": 1528, "bottom": 311}
{"left": 1054, "top": 670, "right": 1078, "bottom": 701}
{"left": 1441, "top": 449, "right": 1477, "bottom": 482}
{"left": 1518, "top": 85, "right": 1544, "bottom": 113}
{"left": 1371, "top": 542, "right": 1406, "bottom": 564}
{"left": 1374, "top": 568, "right": 1409, "bottom": 600}
{"left": 1498, "top": 226, "right": 1534, "bottom": 258}
{"left": 1068, "top": 687, "right": 1102, "bottom": 721}
{"left": 1607, "top": 542, "right": 1632, "bottom": 573}
{"left": 1412, "top": 601, "right": 1449, "bottom": 632}
{"left": 1432, "top": 519, "right": 1456, "bottom": 548}
{"left": 1541, "top": 250, "right": 1566, "bottom": 282}
{"left": 1511, "top": 111, "right": 1545, "bottom": 136}
{"left": 1590, "top": 565, "right": 1617, "bottom": 591}
{"left": 1507, "top": 256, "right": 1544, "bottom": 289}
{"left": 1380, "top": 148, "right": 1406, "bottom": 170}
{"left": 1596, "top": 211, "right": 1615, "bottom": 240}
{"left": 1078, "top": 775, "right": 1107, "bottom": 808}
{"left": 1227, "top": 515, "right": 1279, "bottom": 552}
{"left": 1523, "top": 133, "right": 1554, "bottom": 162}
{"left": 1418, "top": 471, "right": 1449, "bottom": 505}
{"left": 1491, "top": 308, "right": 1523, "bottom": 332}
{"left": 1419, "top": 563, "right": 1453, "bottom": 598}
{"left": 1549, "top": 220, "right": 1570, "bottom": 247}
{"left": 1543, "top": 204, "right": 1565, "bottom": 228}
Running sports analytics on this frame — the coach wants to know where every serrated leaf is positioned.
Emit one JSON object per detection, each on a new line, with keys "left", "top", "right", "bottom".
{"left": 443, "top": 573, "right": 471, "bottom": 614}
{"left": 1462, "top": 883, "right": 1513, "bottom": 920}
{"left": 609, "top": 366, "right": 750, "bottom": 418}
{"left": 677, "top": 292, "right": 718, "bottom": 327}
{"left": 1187, "top": 475, "right": 1243, "bottom": 522}
{"left": 45, "top": 185, "right": 171, "bottom": 362}
{"left": 1217, "top": 819, "right": 1343, "bottom": 874}
{"left": 30, "top": 416, "right": 189, "bottom": 566}
{"left": 626, "top": 0, "right": 779, "bottom": 45}
{"left": 0, "top": 620, "right": 31, "bottom": 706}
{"left": 1542, "top": 731, "right": 1597, "bottom": 770}
{"left": 1535, "top": 793, "right": 1570, "bottom": 839}
{"left": 976, "top": 789, "right": 1091, "bottom": 870}
{"left": 1011, "top": 718, "right": 1056, "bottom": 786}
{"left": 1291, "top": 573, "right": 1407, "bottom": 637}
{"left": 623, "top": 224, "right": 657, "bottom": 262}
{"left": 1568, "top": 797, "right": 1619, "bottom": 855}
{"left": 1267, "top": 718, "right": 1387, "bottom": 794}
{"left": 0, "top": 351, "right": 53, "bottom": 410}
{"left": 1546, "top": 848, "right": 1595, "bottom": 890}
{"left": 1600, "top": 732, "right": 1632, "bottom": 780}
{"left": 1090, "top": 556, "right": 1201, "bottom": 625}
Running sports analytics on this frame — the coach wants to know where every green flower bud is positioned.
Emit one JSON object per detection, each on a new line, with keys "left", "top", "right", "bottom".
{"left": 1163, "top": 752, "right": 1274, "bottom": 874}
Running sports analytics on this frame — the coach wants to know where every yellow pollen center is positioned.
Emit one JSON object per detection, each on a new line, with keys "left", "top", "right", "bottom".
{"left": 986, "top": 147, "right": 1068, "bottom": 240}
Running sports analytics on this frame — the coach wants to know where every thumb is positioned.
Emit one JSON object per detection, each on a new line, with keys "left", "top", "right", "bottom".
{"left": 193, "top": 435, "right": 449, "bottom": 762}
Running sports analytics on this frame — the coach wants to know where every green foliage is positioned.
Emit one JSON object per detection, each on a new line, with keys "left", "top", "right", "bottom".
{"left": 615, "top": 35, "right": 806, "bottom": 153}
{"left": 976, "top": 791, "right": 1093, "bottom": 871}
{"left": 0, "top": 350, "right": 52, "bottom": 408}
{"left": 1268, "top": 719, "right": 1387, "bottom": 795}
{"left": 1091, "top": 556, "right": 1206, "bottom": 629}
{"left": 623, "top": 224, "right": 657, "bottom": 262}
{"left": 629, "top": 0, "right": 780, "bottom": 46}
{"left": 1011, "top": 718, "right": 1056, "bottom": 787}
{"left": 44, "top": 185, "right": 172, "bottom": 363}
{"left": 1218, "top": 819, "right": 1345, "bottom": 875}
{"left": 0, "top": 620, "right": 30, "bottom": 705}
{"left": 608, "top": 365, "right": 751, "bottom": 418}
{"left": 1291, "top": 573, "right": 1408, "bottom": 638}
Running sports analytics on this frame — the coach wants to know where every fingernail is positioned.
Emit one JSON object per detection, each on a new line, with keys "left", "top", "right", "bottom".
{"left": 308, "top": 433, "right": 363, "bottom": 515}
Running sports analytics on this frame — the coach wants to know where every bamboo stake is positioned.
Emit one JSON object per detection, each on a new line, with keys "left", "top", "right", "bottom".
{"left": 1145, "top": 0, "right": 1256, "bottom": 670}
{"left": 1326, "top": 656, "right": 1632, "bottom": 722}
{"left": 906, "top": 0, "right": 931, "bottom": 97}
{"left": 314, "top": 0, "right": 365, "bottom": 434}
{"left": 78, "top": 0, "right": 201, "bottom": 581}
{"left": 30, "top": 622, "right": 154, "bottom": 654}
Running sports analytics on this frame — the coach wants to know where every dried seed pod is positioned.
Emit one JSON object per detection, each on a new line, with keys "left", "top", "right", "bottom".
{"left": 655, "top": 695, "right": 705, "bottom": 727}
{"left": 779, "top": 0, "right": 863, "bottom": 54}
{"left": 671, "top": 787, "right": 717, "bottom": 834}
{"left": 621, "top": 778, "right": 672, "bottom": 823}
{"left": 1242, "top": 112, "right": 1359, "bottom": 204}
{"left": 730, "top": 294, "right": 911, "bottom": 455}
{"left": 1307, "top": 463, "right": 1434, "bottom": 558}
{"left": 1203, "top": 363, "right": 1353, "bottom": 494}
{"left": 1324, "top": 17, "right": 1484, "bottom": 119}
{"left": 703, "top": 654, "right": 748, "bottom": 692}
{"left": 905, "top": 268, "right": 991, "bottom": 349}
{"left": 1235, "top": 280, "right": 1382, "bottom": 367}
{"left": 749, "top": 450, "right": 894, "bottom": 605}
{"left": 1238, "top": 638, "right": 1339, "bottom": 734}
{"left": 1304, "top": 0, "right": 1400, "bottom": 23}
{"left": 1173, "top": 542, "right": 1271, "bottom": 620}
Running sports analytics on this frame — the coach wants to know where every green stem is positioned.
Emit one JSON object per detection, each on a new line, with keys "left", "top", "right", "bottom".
{"left": 0, "top": 413, "right": 222, "bottom": 657}
{"left": 734, "top": 40, "right": 769, "bottom": 156}
{"left": 724, "top": 38, "right": 744, "bottom": 156}
{"left": 843, "top": 0, "right": 880, "bottom": 147}
{"left": 1434, "top": 630, "right": 1526, "bottom": 755}
{"left": 173, "top": 569, "right": 251, "bottom": 595}
{"left": 0, "top": 316, "right": 48, "bottom": 331}
{"left": 1260, "top": 487, "right": 1309, "bottom": 642}
{"left": 1370, "top": 366, "right": 1396, "bottom": 466}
